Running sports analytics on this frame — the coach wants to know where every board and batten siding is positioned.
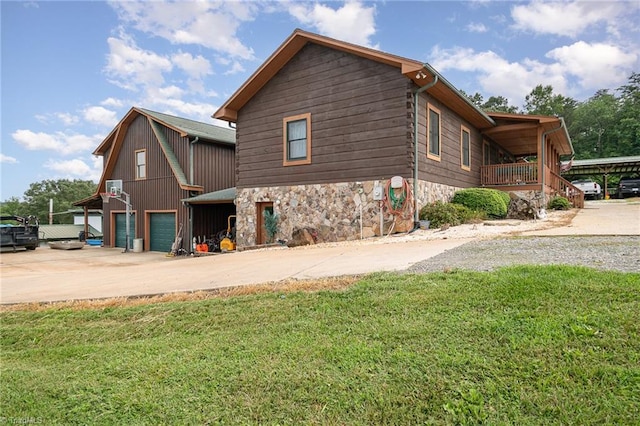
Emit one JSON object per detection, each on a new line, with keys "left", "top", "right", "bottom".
{"left": 416, "top": 95, "right": 483, "bottom": 189}
{"left": 236, "top": 43, "right": 413, "bottom": 189}
{"left": 101, "top": 115, "right": 235, "bottom": 248}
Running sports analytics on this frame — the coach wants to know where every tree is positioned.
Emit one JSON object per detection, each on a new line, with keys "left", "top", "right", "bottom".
{"left": 616, "top": 72, "right": 640, "bottom": 157}
{"left": 460, "top": 91, "right": 484, "bottom": 108}
{"left": 570, "top": 90, "right": 619, "bottom": 159}
{"left": 21, "top": 179, "right": 96, "bottom": 224}
{"left": 482, "top": 96, "right": 519, "bottom": 113}
{"left": 523, "top": 84, "right": 577, "bottom": 125}
{"left": 0, "top": 196, "right": 25, "bottom": 217}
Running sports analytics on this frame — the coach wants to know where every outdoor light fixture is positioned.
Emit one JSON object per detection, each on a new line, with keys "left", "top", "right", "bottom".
{"left": 415, "top": 71, "right": 427, "bottom": 79}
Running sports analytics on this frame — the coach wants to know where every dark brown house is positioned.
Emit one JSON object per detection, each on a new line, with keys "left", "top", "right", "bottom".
{"left": 76, "top": 107, "right": 235, "bottom": 252}
{"left": 213, "top": 29, "right": 580, "bottom": 248}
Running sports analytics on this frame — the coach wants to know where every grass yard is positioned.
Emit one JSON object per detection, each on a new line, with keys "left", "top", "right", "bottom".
{"left": 1, "top": 265, "right": 639, "bottom": 424}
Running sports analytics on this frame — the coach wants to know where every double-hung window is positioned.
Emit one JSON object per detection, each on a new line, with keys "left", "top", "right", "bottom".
{"left": 427, "top": 105, "right": 441, "bottom": 161}
{"left": 283, "top": 113, "right": 311, "bottom": 166}
{"left": 461, "top": 126, "right": 471, "bottom": 171}
{"left": 135, "top": 149, "right": 146, "bottom": 179}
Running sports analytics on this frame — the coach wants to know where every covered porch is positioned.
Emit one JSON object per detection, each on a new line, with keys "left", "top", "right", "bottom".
{"left": 480, "top": 113, "right": 584, "bottom": 208}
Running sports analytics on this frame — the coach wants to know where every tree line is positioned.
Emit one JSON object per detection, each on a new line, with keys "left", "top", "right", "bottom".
{"left": 1, "top": 179, "right": 96, "bottom": 224}
{"left": 2, "top": 73, "right": 638, "bottom": 220}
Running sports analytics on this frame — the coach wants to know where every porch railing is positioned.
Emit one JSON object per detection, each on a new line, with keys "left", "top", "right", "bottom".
{"left": 548, "top": 169, "right": 585, "bottom": 208}
{"left": 481, "top": 163, "right": 585, "bottom": 208}
{"left": 480, "top": 163, "right": 538, "bottom": 186}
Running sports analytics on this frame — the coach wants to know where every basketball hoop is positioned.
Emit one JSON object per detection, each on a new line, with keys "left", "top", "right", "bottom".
{"left": 100, "top": 192, "right": 111, "bottom": 204}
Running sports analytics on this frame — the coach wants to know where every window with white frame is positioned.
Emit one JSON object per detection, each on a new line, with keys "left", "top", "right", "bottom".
{"left": 135, "top": 149, "right": 146, "bottom": 179}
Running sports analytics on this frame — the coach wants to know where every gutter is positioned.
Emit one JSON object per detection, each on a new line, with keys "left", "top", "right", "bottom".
{"left": 413, "top": 70, "right": 438, "bottom": 226}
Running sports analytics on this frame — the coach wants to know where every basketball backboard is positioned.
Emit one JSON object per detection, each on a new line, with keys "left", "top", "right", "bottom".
{"left": 105, "top": 179, "right": 123, "bottom": 196}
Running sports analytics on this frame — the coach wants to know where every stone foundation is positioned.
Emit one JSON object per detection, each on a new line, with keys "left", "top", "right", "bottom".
{"left": 235, "top": 179, "right": 461, "bottom": 248}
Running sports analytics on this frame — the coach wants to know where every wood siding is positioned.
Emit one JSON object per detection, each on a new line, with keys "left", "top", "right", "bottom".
{"left": 101, "top": 115, "right": 235, "bottom": 248}
{"left": 236, "top": 43, "right": 413, "bottom": 188}
{"left": 416, "top": 95, "right": 484, "bottom": 188}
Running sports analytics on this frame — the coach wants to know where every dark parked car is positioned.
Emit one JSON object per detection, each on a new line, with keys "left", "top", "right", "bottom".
{"left": 617, "top": 177, "right": 640, "bottom": 198}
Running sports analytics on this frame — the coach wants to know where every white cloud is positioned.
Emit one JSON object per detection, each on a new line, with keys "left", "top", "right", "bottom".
{"left": 108, "top": 1, "right": 256, "bottom": 60}
{"left": 1, "top": 153, "right": 19, "bottom": 164}
{"left": 12, "top": 130, "right": 62, "bottom": 151}
{"left": 223, "top": 61, "right": 245, "bottom": 76}
{"left": 429, "top": 37, "right": 638, "bottom": 106}
{"left": 467, "top": 23, "right": 488, "bottom": 33}
{"left": 288, "top": 1, "right": 378, "bottom": 48}
{"left": 83, "top": 106, "right": 118, "bottom": 128}
{"left": 55, "top": 112, "right": 79, "bottom": 126}
{"left": 105, "top": 31, "right": 173, "bottom": 91}
{"left": 172, "top": 52, "right": 213, "bottom": 80}
{"left": 547, "top": 41, "right": 638, "bottom": 89}
{"left": 429, "top": 46, "right": 561, "bottom": 105}
{"left": 44, "top": 158, "right": 102, "bottom": 182}
{"left": 511, "top": 1, "right": 627, "bottom": 38}
{"left": 12, "top": 129, "right": 102, "bottom": 154}
{"left": 101, "top": 97, "right": 124, "bottom": 108}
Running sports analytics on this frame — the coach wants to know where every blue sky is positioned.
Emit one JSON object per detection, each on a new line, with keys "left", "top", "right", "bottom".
{"left": 2, "top": 0, "right": 639, "bottom": 200}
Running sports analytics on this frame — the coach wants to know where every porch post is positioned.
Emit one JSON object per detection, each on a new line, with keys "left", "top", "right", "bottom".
{"left": 537, "top": 127, "right": 544, "bottom": 190}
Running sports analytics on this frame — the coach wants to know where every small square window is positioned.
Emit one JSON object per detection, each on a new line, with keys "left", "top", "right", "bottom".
{"left": 135, "top": 149, "right": 146, "bottom": 179}
{"left": 283, "top": 113, "right": 311, "bottom": 166}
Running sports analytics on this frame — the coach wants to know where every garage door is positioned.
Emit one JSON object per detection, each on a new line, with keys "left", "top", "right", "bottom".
{"left": 114, "top": 213, "right": 135, "bottom": 249}
{"left": 149, "top": 213, "right": 175, "bottom": 253}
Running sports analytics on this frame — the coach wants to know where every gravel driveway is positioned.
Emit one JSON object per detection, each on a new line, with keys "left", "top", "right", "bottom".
{"left": 406, "top": 236, "right": 640, "bottom": 274}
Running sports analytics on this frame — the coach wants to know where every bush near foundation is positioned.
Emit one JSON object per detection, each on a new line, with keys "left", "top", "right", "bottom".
{"left": 419, "top": 201, "right": 486, "bottom": 228}
{"left": 452, "top": 188, "right": 508, "bottom": 219}
{"left": 548, "top": 196, "right": 571, "bottom": 210}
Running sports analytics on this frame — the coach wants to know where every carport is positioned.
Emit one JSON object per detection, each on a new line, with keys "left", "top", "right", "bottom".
{"left": 562, "top": 155, "right": 640, "bottom": 198}
{"left": 182, "top": 187, "right": 236, "bottom": 253}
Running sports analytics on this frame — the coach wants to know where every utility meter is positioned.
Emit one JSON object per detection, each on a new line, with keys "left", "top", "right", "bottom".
{"left": 373, "top": 185, "right": 384, "bottom": 200}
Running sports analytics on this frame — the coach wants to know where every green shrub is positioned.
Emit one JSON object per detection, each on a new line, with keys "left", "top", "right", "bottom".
{"left": 419, "top": 202, "right": 487, "bottom": 228}
{"left": 548, "top": 196, "right": 571, "bottom": 210}
{"left": 419, "top": 201, "right": 462, "bottom": 228}
{"left": 454, "top": 204, "right": 487, "bottom": 223}
{"left": 452, "top": 188, "right": 508, "bottom": 219}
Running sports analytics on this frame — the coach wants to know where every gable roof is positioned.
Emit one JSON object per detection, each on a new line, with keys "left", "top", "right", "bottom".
{"left": 94, "top": 107, "right": 234, "bottom": 156}
{"left": 76, "top": 107, "right": 236, "bottom": 208}
{"left": 213, "top": 28, "right": 495, "bottom": 130}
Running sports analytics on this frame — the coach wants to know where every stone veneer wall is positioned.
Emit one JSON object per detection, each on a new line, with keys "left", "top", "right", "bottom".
{"left": 235, "top": 179, "right": 461, "bottom": 247}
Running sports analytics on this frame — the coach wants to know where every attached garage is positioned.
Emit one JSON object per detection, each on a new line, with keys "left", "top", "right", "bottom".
{"left": 147, "top": 212, "right": 176, "bottom": 253}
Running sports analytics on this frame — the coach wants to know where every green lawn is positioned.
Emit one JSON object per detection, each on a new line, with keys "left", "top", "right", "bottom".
{"left": 1, "top": 266, "right": 639, "bottom": 425}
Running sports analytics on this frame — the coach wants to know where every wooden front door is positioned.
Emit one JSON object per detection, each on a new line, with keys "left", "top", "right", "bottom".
{"left": 256, "top": 202, "right": 273, "bottom": 245}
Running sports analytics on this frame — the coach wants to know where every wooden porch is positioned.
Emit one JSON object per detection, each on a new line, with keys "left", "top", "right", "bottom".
{"left": 481, "top": 113, "right": 584, "bottom": 209}
{"left": 481, "top": 163, "right": 584, "bottom": 208}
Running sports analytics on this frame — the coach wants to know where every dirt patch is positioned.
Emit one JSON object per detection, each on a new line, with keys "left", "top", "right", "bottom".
{"left": 0, "top": 276, "right": 362, "bottom": 312}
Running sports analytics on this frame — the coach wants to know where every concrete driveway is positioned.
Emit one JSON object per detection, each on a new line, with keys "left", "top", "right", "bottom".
{"left": 523, "top": 199, "right": 640, "bottom": 236}
{"left": 1, "top": 199, "right": 638, "bottom": 304}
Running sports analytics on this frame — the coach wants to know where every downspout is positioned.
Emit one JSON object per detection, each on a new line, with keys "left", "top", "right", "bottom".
{"left": 540, "top": 118, "right": 566, "bottom": 201}
{"left": 188, "top": 136, "right": 199, "bottom": 255}
{"left": 413, "top": 71, "right": 438, "bottom": 227}
{"left": 189, "top": 136, "right": 199, "bottom": 185}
